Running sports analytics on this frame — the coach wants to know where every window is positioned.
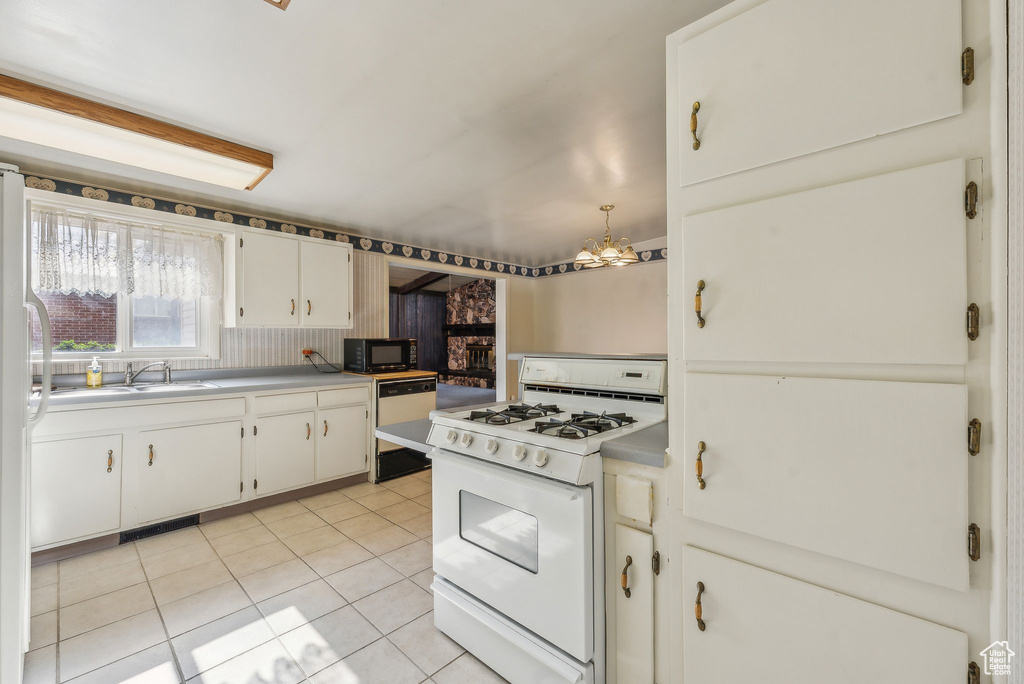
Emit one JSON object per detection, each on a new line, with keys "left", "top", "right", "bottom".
{"left": 30, "top": 204, "right": 224, "bottom": 359}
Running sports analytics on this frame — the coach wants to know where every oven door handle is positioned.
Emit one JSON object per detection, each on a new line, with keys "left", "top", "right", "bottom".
{"left": 431, "top": 448, "right": 583, "bottom": 503}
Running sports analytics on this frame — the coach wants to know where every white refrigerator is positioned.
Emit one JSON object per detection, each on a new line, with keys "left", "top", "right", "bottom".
{"left": 0, "top": 166, "right": 52, "bottom": 683}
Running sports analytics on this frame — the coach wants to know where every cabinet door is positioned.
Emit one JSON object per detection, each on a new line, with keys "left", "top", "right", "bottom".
{"left": 684, "top": 374, "right": 969, "bottom": 591}
{"left": 317, "top": 405, "right": 368, "bottom": 481}
{"left": 675, "top": 0, "right": 962, "bottom": 186}
{"left": 139, "top": 422, "right": 242, "bottom": 523}
{"left": 240, "top": 231, "right": 299, "bottom": 327}
{"left": 300, "top": 241, "right": 352, "bottom": 328}
{"left": 682, "top": 546, "right": 966, "bottom": 683}
{"left": 615, "top": 524, "right": 653, "bottom": 684}
{"left": 683, "top": 160, "right": 967, "bottom": 365}
{"left": 31, "top": 435, "right": 122, "bottom": 547}
{"left": 256, "top": 412, "right": 315, "bottom": 495}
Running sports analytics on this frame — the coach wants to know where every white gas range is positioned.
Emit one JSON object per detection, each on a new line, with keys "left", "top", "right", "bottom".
{"left": 427, "top": 356, "right": 667, "bottom": 684}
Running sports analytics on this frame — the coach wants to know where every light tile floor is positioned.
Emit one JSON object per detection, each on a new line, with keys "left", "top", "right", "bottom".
{"left": 25, "top": 471, "right": 509, "bottom": 684}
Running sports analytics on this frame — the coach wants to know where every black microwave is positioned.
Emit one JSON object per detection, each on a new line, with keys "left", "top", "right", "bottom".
{"left": 343, "top": 338, "right": 418, "bottom": 373}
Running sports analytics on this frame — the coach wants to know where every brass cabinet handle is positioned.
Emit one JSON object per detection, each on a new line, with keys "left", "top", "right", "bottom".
{"left": 148, "top": 444, "right": 154, "bottom": 467}
{"left": 106, "top": 449, "right": 114, "bottom": 473}
{"left": 695, "top": 441, "right": 707, "bottom": 490}
{"left": 307, "top": 299, "right": 312, "bottom": 315}
{"left": 620, "top": 555, "right": 633, "bottom": 598}
{"left": 291, "top": 298, "right": 295, "bottom": 315}
{"left": 695, "top": 581, "right": 706, "bottom": 631}
{"left": 690, "top": 101, "right": 701, "bottom": 150}
{"left": 323, "top": 420, "right": 329, "bottom": 437}
{"left": 306, "top": 423, "right": 311, "bottom": 440}
{"left": 695, "top": 280, "right": 706, "bottom": 328}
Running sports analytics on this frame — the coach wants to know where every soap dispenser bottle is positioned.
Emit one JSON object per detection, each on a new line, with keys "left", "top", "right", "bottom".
{"left": 86, "top": 356, "right": 103, "bottom": 388}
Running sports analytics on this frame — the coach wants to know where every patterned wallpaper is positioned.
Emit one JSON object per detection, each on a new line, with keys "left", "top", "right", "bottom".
{"left": 36, "top": 251, "right": 389, "bottom": 376}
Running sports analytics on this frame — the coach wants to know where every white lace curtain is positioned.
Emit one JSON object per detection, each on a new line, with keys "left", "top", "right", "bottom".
{"left": 32, "top": 207, "right": 223, "bottom": 301}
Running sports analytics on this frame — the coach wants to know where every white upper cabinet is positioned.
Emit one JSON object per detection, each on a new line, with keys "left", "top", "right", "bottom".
{"left": 684, "top": 373, "right": 969, "bottom": 591}
{"left": 681, "top": 547, "right": 967, "bottom": 684}
{"left": 300, "top": 240, "right": 352, "bottom": 328}
{"left": 227, "top": 231, "right": 353, "bottom": 329}
{"left": 675, "top": 0, "right": 964, "bottom": 186}
{"left": 683, "top": 160, "right": 967, "bottom": 365}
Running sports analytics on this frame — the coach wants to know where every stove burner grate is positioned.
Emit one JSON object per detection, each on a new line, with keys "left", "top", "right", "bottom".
{"left": 468, "top": 403, "right": 562, "bottom": 425}
{"left": 528, "top": 411, "right": 637, "bottom": 439}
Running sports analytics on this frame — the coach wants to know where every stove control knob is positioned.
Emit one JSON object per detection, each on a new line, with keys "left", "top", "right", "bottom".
{"left": 445, "top": 430, "right": 458, "bottom": 445}
{"left": 460, "top": 433, "right": 474, "bottom": 447}
{"left": 512, "top": 445, "right": 527, "bottom": 461}
{"left": 533, "top": 449, "right": 549, "bottom": 468}
{"left": 485, "top": 439, "right": 499, "bottom": 454}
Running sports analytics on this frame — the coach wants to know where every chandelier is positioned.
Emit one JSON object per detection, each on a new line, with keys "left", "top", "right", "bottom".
{"left": 574, "top": 205, "right": 638, "bottom": 268}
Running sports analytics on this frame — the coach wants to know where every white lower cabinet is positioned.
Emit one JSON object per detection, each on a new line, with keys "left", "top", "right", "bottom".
{"left": 255, "top": 411, "right": 316, "bottom": 495}
{"left": 316, "top": 405, "right": 367, "bottom": 481}
{"left": 138, "top": 421, "right": 243, "bottom": 523}
{"left": 614, "top": 524, "right": 654, "bottom": 684}
{"left": 681, "top": 546, "right": 967, "bottom": 684}
{"left": 31, "top": 435, "right": 123, "bottom": 547}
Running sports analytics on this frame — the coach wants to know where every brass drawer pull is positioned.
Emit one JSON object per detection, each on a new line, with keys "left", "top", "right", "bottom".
{"left": 291, "top": 298, "right": 296, "bottom": 315}
{"left": 695, "top": 280, "right": 706, "bottom": 328}
{"left": 323, "top": 420, "right": 329, "bottom": 437}
{"left": 695, "top": 441, "right": 707, "bottom": 490}
{"left": 106, "top": 449, "right": 114, "bottom": 473}
{"left": 148, "top": 444, "right": 154, "bottom": 467}
{"left": 621, "top": 555, "right": 633, "bottom": 598}
{"left": 690, "top": 101, "right": 701, "bottom": 150}
{"left": 695, "top": 581, "right": 706, "bottom": 631}
{"left": 306, "top": 423, "right": 311, "bottom": 440}
{"left": 307, "top": 299, "right": 312, "bottom": 315}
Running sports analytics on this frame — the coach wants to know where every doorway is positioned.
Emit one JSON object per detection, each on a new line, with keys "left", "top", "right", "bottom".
{"left": 388, "top": 265, "right": 498, "bottom": 409}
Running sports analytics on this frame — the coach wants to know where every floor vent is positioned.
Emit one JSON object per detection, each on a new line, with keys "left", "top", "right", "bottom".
{"left": 119, "top": 515, "right": 200, "bottom": 544}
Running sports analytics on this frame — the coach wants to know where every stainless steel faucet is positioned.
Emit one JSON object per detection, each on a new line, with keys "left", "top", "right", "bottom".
{"left": 124, "top": 361, "right": 172, "bottom": 386}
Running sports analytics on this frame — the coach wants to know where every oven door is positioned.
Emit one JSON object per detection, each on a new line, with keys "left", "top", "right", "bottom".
{"left": 432, "top": 449, "right": 594, "bottom": 662}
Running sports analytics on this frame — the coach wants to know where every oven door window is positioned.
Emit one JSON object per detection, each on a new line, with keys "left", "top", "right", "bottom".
{"left": 459, "top": 490, "right": 539, "bottom": 574}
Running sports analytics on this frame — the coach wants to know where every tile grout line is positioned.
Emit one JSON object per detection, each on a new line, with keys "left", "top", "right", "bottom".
{"left": 137, "top": 551, "right": 188, "bottom": 684}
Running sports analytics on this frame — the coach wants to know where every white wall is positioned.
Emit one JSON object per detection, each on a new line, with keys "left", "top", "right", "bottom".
{"left": 529, "top": 262, "right": 667, "bottom": 354}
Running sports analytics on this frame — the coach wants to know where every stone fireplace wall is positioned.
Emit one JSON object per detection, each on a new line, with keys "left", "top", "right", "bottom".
{"left": 445, "top": 279, "right": 496, "bottom": 388}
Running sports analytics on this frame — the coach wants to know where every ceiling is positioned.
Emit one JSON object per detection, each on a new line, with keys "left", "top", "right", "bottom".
{"left": 0, "top": 0, "right": 725, "bottom": 266}
{"left": 389, "top": 266, "right": 480, "bottom": 294}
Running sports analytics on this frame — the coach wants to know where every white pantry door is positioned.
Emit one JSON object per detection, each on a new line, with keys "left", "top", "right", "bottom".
{"left": 667, "top": 0, "right": 1005, "bottom": 680}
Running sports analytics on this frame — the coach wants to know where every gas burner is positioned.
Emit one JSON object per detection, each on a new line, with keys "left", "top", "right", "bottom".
{"left": 505, "top": 403, "right": 562, "bottom": 418}
{"left": 569, "top": 411, "right": 636, "bottom": 433}
{"left": 530, "top": 419, "right": 596, "bottom": 440}
{"left": 468, "top": 409, "right": 522, "bottom": 425}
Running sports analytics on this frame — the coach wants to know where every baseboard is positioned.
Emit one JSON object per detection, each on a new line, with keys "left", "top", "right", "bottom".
{"left": 31, "top": 471, "right": 370, "bottom": 566}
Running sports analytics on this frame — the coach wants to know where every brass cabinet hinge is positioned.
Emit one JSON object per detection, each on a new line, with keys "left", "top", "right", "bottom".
{"left": 241, "top": 426, "right": 245, "bottom": 438}
{"left": 239, "top": 307, "right": 244, "bottom": 318}
{"left": 962, "top": 47, "right": 975, "bottom": 85}
{"left": 240, "top": 237, "right": 244, "bottom": 248}
{"left": 968, "top": 523, "right": 981, "bottom": 561}
{"left": 652, "top": 550, "right": 661, "bottom": 576}
{"left": 348, "top": 253, "right": 351, "bottom": 262}
{"left": 253, "top": 478, "right": 258, "bottom": 490}
{"left": 968, "top": 418, "right": 981, "bottom": 456}
{"left": 965, "top": 181, "right": 978, "bottom": 219}
{"left": 253, "top": 425, "right": 258, "bottom": 437}
{"left": 968, "top": 661, "right": 980, "bottom": 684}
{"left": 240, "top": 481, "right": 243, "bottom": 493}
{"left": 966, "top": 303, "right": 980, "bottom": 340}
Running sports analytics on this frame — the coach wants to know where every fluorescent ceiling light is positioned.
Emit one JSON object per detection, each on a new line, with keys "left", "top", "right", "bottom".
{"left": 0, "top": 75, "right": 273, "bottom": 191}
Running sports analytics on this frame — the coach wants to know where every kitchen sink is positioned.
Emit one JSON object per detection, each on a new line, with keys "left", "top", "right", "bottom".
{"left": 45, "top": 386, "right": 134, "bottom": 396}
{"left": 131, "top": 381, "right": 218, "bottom": 392}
